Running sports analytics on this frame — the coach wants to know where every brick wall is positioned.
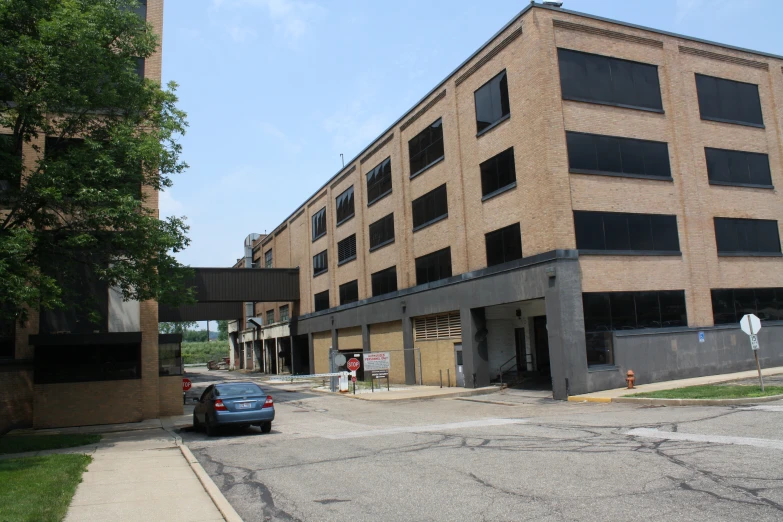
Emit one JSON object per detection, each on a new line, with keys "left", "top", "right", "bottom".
{"left": 34, "top": 380, "right": 143, "bottom": 429}
{"left": 0, "top": 367, "right": 33, "bottom": 434}
{"left": 312, "top": 331, "right": 331, "bottom": 374}
{"left": 158, "top": 375, "right": 184, "bottom": 417}
{"left": 368, "top": 321, "right": 405, "bottom": 384}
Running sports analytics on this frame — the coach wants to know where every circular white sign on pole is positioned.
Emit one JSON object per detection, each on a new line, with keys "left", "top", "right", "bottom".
{"left": 334, "top": 353, "right": 347, "bottom": 366}
{"left": 740, "top": 314, "right": 762, "bottom": 336}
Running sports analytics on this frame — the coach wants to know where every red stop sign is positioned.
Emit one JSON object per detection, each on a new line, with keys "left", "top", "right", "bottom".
{"left": 182, "top": 378, "right": 192, "bottom": 392}
{"left": 347, "top": 358, "right": 361, "bottom": 372}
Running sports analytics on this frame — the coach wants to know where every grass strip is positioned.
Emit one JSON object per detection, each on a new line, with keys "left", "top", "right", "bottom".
{"left": 0, "top": 454, "right": 91, "bottom": 522}
{"left": 0, "top": 434, "right": 101, "bottom": 455}
{"left": 629, "top": 384, "right": 783, "bottom": 399}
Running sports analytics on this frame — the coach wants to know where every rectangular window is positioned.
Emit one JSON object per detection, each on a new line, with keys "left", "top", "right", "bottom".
{"left": 574, "top": 211, "right": 680, "bottom": 254}
{"left": 371, "top": 266, "right": 398, "bottom": 297}
{"left": 695, "top": 73, "right": 763, "bottom": 127}
{"left": 0, "top": 134, "right": 21, "bottom": 199}
{"left": 158, "top": 340, "right": 182, "bottom": 377}
{"left": 313, "top": 250, "right": 328, "bottom": 276}
{"left": 264, "top": 249, "right": 272, "bottom": 268}
{"left": 414, "top": 312, "right": 461, "bottom": 341}
{"left": 712, "top": 288, "right": 783, "bottom": 324}
{"left": 566, "top": 132, "right": 671, "bottom": 179}
{"left": 314, "top": 290, "right": 330, "bottom": 312}
{"left": 337, "top": 234, "right": 357, "bottom": 265}
{"left": 714, "top": 218, "right": 781, "bottom": 255}
{"left": 339, "top": 280, "right": 359, "bottom": 305}
{"left": 475, "top": 70, "right": 510, "bottom": 134}
{"left": 557, "top": 48, "right": 663, "bottom": 112}
{"left": 335, "top": 186, "right": 355, "bottom": 225}
{"left": 134, "top": 0, "right": 147, "bottom": 19}
{"left": 0, "top": 318, "right": 14, "bottom": 359}
{"left": 266, "top": 310, "right": 275, "bottom": 324}
{"left": 35, "top": 343, "right": 142, "bottom": 384}
{"left": 485, "top": 223, "right": 523, "bottom": 267}
{"left": 415, "top": 247, "right": 452, "bottom": 286}
{"left": 705, "top": 148, "right": 772, "bottom": 187}
{"left": 312, "top": 207, "right": 326, "bottom": 241}
{"left": 369, "top": 213, "right": 395, "bottom": 251}
{"left": 135, "top": 58, "right": 145, "bottom": 80}
{"left": 366, "top": 157, "right": 392, "bottom": 206}
{"left": 412, "top": 184, "right": 448, "bottom": 231}
{"left": 409, "top": 118, "right": 445, "bottom": 177}
{"left": 480, "top": 147, "right": 517, "bottom": 198}
{"left": 583, "top": 290, "right": 687, "bottom": 367}
{"left": 279, "top": 305, "right": 289, "bottom": 322}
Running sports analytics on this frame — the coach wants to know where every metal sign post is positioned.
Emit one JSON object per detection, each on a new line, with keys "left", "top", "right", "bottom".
{"left": 740, "top": 314, "right": 764, "bottom": 391}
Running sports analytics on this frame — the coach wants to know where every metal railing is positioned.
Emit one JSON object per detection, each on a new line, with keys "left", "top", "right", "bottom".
{"left": 497, "top": 355, "right": 517, "bottom": 386}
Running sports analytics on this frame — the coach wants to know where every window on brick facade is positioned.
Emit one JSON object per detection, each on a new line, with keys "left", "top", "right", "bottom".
{"left": 313, "top": 250, "right": 328, "bottom": 276}
{"left": 264, "top": 249, "right": 273, "bottom": 268}
{"left": 0, "top": 134, "right": 21, "bottom": 199}
{"left": 35, "top": 343, "right": 141, "bottom": 384}
{"left": 339, "top": 280, "right": 359, "bottom": 306}
{"left": 409, "top": 118, "right": 445, "bottom": 177}
{"left": 337, "top": 234, "right": 357, "bottom": 265}
{"left": 475, "top": 70, "right": 510, "bottom": 134}
{"left": 314, "top": 290, "right": 329, "bottom": 312}
{"left": 557, "top": 48, "right": 663, "bottom": 112}
{"left": 412, "top": 184, "right": 448, "bottom": 231}
{"left": 566, "top": 132, "right": 671, "bottom": 179}
{"left": 415, "top": 247, "right": 452, "bottom": 286}
{"left": 583, "top": 290, "right": 687, "bottom": 367}
{"left": 279, "top": 305, "right": 289, "bottom": 322}
{"left": 712, "top": 287, "right": 783, "bottom": 324}
{"left": 366, "top": 157, "right": 392, "bottom": 206}
{"left": 714, "top": 218, "right": 781, "bottom": 255}
{"left": 0, "top": 318, "right": 14, "bottom": 359}
{"left": 134, "top": 58, "right": 145, "bottom": 80}
{"left": 480, "top": 147, "right": 516, "bottom": 198}
{"left": 312, "top": 207, "right": 326, "bottom": 241}
{"left": 485, "top": 223, "right": 522, "bottom": 267}
{"left": 336, "top": 186, "right": 355, "bottom": 225}
{"left": 574, "top": 211, "right": 680, "bottom": 253}
{"left": 705, "top": 148, "right": 772, "bottom": 187}
{"left": 266, "top": 310, "right": 275, "bottom": 324}
{"left": 371, "top": 266, "right": 398, "bottom": 297}
{"left": 158, "top": 340, "right": 182, "bottom": 376}
{"left": 369, "top": 213, "right": 395, "bottom": 251}
{"left": 695, "top": 74, "right": 763, "bottom": 127}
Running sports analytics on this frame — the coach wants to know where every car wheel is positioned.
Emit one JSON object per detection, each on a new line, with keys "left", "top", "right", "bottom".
{"left": 205, "top": 416, "right": 218, "bottom": 437}
{"left": 260, "top": 421, "right": 272, "bottom": 434}
{"left": 192, "top": 412, "right": 201, "bottom": 431}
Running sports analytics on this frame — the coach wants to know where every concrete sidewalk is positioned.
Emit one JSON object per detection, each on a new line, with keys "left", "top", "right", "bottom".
{"left": 318, "top": 384, "right": 501, "bottom": 401}
{"left": 568, "top": 366, "right": 783, "bottom": 403}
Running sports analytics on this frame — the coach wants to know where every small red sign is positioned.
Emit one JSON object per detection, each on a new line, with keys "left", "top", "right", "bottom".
{"left": 352, "top": 376, "right": 357, "bottom": 383}
{"left": 182, "top": 378, "right": 192, "bottom": 392}
{"left": 347, "top": 358, "right": 361, "bottom": 372}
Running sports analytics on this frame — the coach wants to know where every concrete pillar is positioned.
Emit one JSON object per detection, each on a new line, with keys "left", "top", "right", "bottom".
{"left": 461, "top": 307, "right": 489, "bottom": 388}
{"left": 362, "top": 324, "right": 370, "bottom": 353}
{"left": 307, "top": 332, "right": 314, "bottom": 375}
{"left": 402, "top": 317, "right": 415, "bottom": 385}
{"left": 274, "top": 337, "right": 280, "bottom": 375}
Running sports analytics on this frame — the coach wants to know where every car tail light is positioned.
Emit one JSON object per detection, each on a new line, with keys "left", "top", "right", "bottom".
{"left": 213, "top": 399, "right": 228, "bottom": 411}
{"left": 263, "top": 395, "right": 274, "bottom": 408}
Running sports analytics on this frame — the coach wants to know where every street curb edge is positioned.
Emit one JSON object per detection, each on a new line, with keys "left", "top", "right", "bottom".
{"left": 178, "top": 444, "right": 244, "bottom": 522}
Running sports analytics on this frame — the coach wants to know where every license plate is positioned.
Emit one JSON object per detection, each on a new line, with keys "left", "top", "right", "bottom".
{"left": 236, "top": 402, "right": 253, "bottom": 409}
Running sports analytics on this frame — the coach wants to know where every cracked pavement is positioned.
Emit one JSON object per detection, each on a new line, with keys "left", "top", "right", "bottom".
{"left": 177, "top": 382, "right": 783, "bottom": 521}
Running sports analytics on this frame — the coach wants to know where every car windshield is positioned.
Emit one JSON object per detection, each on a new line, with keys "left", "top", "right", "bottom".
{"left": 214, "top": 383, "right": 263, "bottom": 397}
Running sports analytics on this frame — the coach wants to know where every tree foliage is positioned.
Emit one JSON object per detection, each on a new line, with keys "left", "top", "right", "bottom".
{"left": 217, "top": 320, "right": 228, "bottom": 341}
{"left": 0, "top": 0, "right": 193, "bottom": 322}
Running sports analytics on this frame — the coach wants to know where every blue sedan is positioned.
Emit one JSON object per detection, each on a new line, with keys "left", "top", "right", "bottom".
{"left": 193, "top": 382, "right": 275, "bottom": 437}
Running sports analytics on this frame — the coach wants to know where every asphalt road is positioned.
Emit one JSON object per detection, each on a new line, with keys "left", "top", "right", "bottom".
{"left": 179, "top": 377, "right": 783, "bottom": 521}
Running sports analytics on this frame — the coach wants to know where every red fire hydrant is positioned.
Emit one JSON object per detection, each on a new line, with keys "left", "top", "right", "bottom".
{"left": 626, "top": 370, "right": 636, "bottom": 389}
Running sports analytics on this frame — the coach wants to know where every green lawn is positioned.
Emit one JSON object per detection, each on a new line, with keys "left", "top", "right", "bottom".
{"left": 0, "top": 434, "right": 101, "bottom": 455}
{"left": 182, "top": 341, "right": 229, "bottom": 364}
{"left": 629, "top": 384, "right": 783, "bottom": 399}
{"left": 0, "top": 454, "right": 91, "bottom": 522}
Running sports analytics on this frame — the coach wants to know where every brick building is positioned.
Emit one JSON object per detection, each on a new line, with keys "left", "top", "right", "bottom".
{"left": 0, "top": 0, "right": 183, "bottom": 431}
{"left": 235, "top": 2, "right": 783, "bottom": 399}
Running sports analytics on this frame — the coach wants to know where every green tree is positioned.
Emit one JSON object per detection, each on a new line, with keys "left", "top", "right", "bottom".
{"left": 0, "top": 0, "right": 193, "bottom": 322}
{"left": 217, "top": 320, "right": 228, "bottom": 341}
{"left": 158, "top": 321, "right": 197, "bottom": 335}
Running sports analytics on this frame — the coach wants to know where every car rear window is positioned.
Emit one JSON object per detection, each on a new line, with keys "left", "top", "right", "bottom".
{"left": 214, "top": 383, "right": 263, "bottom": 397}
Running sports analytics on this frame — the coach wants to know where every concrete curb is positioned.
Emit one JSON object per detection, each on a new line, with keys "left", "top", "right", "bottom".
{"left": 179, "top": 444, "right": 243, "bottom": 522}
{"left": 339, "top": 386, "right": 502, "bottom": 402}
{"left": 612, "top": 393, "right": 783, "bottom": 407}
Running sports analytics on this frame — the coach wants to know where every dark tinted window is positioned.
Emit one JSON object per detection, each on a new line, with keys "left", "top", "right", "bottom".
{"left": 583, "top": 290, "right": 687, "bottom": 366}
{"left": 714, "top": 218, "right": 781, "bottom": 254}
{"left": 366, "top": 157, "right": 392, "bottom": 205}
{"left": 313, "top": 250, "right": 328, "bottom": 276}
{"left": 135, "top": 58, "right": 145, "bottom": 80}
{"left": 266, "top": 310, "right": 274, "bottom": 324}
{"left": 264, "top": 249, "right": 272, "bottom": 268}
{"left": 337, "top": 234, "right": 357, "bottom": 264}
{"left": 712, "top": 288, "right": 783, "bottom": 324}
{"left": 35, "top": 343, "right": 141, "bottom": 384}
{"left": 705, "top": 148, "right": 772, "bottom": 187}
{"left": 412, "top": 184, "right": 448, "bottom": 230}
{"left": 485, "top": 223, "right": 523, "bottom": 267}
{"left": 695, "top": 74, "right": 763, "bottom": 126}
{"left": 0, "top": 318, "right": 14, "bottom": 359}
{"left": 312, "top": 207, "right": 326, "bottom": 241}
{"left": 0, "top": 134, "right": 21, "bottom": 199}
{"left": 339, "top": 280, "right": 359, "bottom": 305}
{"left": 574, "top": 211, "right": 680, "bottom": 253}
{"left": 566, "top": 132, "right": 671, "bottom": 179}
{"left": 475, "top": 70, "right": 510, "bottom": 133}
{"left": 480, "top": 148, "right": 516, "bottom": 197}
{"left": 279, "top": 305, "right": 289, "bottom": 322}
{"left": 369, "top": 213, "right": 395, "bottom": 250}
{"left": 371, "top": 266, "right": 398, "bottom": 297}
{"left": 409, "top": 119, "right": 445, "bottom": 177}
{"left": 158, "top": 341, "right": 181, "bottom": 376}
{"left": 215, "top": 383, "right": 263, "bottom": 397}
{"left": 415, "top": 247, "right": 452, "bottom": 285}
{"left": 314, "top": 290, "right": 329, "bottom": 312}
{"left": 336, "top": 186, "right": 355, "bottom": 225}
{"left": 557, "top": 48, "right": 663, "bottom": 111}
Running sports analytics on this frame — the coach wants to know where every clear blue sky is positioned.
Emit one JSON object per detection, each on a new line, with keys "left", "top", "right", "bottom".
{"left": 160, "top": 0, "right": 783, "bottom": 269}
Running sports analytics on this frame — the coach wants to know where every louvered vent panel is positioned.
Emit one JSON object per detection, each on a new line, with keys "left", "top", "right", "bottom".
{"left": 414, "top": 312, "right": 461, "bottom": 341}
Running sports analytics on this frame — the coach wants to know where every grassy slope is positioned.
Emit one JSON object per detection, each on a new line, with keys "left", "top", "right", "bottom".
{"left": 0, "top": 454, "right": 91, "bottom": 522}
{"left": 181, "top": 341, "right": 229, "bottom": 364}
{"left": 0, "top": 434, "right": 101, "bottom": 455}
{"left": 630, "top": 384, "right": 783, "bottom": 399}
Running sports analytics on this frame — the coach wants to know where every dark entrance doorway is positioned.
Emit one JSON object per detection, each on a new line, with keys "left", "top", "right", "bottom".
{"left": 514, "top": 328, "right": 526, "bottom": 373}
{"left": 533, "top": 316, "right": 550, "bottom": 377}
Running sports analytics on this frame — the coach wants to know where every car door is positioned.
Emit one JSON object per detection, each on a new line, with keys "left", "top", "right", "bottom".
{"left": 195, "top": 385, "right": 213, "bottom": 423}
